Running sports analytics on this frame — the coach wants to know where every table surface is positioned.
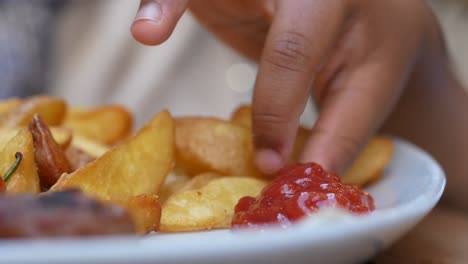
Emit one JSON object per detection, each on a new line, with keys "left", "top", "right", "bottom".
{"left": 374, "top": 205, "right": 468, "bottom": 263}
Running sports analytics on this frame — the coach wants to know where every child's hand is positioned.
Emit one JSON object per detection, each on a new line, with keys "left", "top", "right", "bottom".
{"left": 131, "top": 0, "right": 444, "bottom": 175}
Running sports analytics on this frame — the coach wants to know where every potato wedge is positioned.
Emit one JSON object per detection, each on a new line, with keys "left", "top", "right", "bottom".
{"left": 0, "top": 96, "right": 67, "bottom": 127}
{"left": 0, "top": 127, "right": 72, "bottom": 150}
{"left": 29, "top": 115, "right": 72, "bottom": 188}
{"left": 71, "top": 134, "right": 110, "bottom": 158}
{"left": 65, "top": 105, "right": 133, "bottom": 145}
{"left": 175, "top": 117, "right": 261, "bottom": 177}
{"left": 0, "top": 128, "right": 40, "bottom": 194}
{"left": 51, "top": 110, "right": 175, "bottom": 200}
{"left": 0, "top": 98, "right": 22, "bottom": 115}
{"left": 160, "top": 174, "right": 267, "bottom": 232}
{"left": 342, "top": 136, "right": 394, "bottom": 186}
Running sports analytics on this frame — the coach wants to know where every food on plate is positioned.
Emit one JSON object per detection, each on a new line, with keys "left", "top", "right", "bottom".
{"left": 51, "top": 110, "right": 175, "bottom": 200}
{"left": 113, "top": 194, "right": 161, "bottom": 234}
{"left": 232, "top": 163, "right": 375, "bottom": 229}
{"left": 160, "top": 173, "right": 267, "bottom": 232}
{"left": 0, "top": 128, "right": 40, "bottom": 194}
{"left": 175, "top": 117, "right": 262, "bottom": 177}
{"left": 0, "top": 96, "right": 67, "bottom": 127}
{"left": 342, "top": 137, "right": 394, "bottom": 186}
{"left": 0, "top": 95, "right": 394, "bottom": 237}
{"left": 0, "top": 190, "right": 135, "bottom": 238}
{"left": 29, "top": 115, "right": 72, "bottom": 188}
{"left": 0, "top": 127, "right": 72, "bottom": 150}
{"left": 65, "top": 105, "right": 133, "bottom": 145}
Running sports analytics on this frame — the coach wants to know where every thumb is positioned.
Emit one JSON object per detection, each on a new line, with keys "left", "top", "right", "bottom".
{"left": 131, "top": 0, "right": 189, "bottom": 45}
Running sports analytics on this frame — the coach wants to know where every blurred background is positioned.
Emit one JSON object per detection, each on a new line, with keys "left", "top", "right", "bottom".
{"left": 0, "top": 0, "right": 466, "bottom": 127}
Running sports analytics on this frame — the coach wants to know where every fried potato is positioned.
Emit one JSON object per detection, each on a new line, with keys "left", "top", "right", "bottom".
{"left": 0, "top": 96, "right": 67, "bottom": 127}
{"left": 0, "top": 127, "right": 72, "bottom": 150}
{"left": 160, "top": 174, "right": 267, "bottom": 232}
{"left": 175, "top": 117, "right": 262, "bottom": 177}
{"left": 29, "top": 115, "right": 72, "bottom": 188}
{"left": 65, "top": 105, "right": 133, "bottom": 145}
{"left": 0, "top": 128, "right": 40, "bottom": 194}
{"left": 51, "top": 110, "right": 175, "bottom": 200}
{"left": 0, "top": 98, "right": 22, "bottom": 115}
{"left": 71, "top": 134, "right": 110, "bottom": 158}
{"left": 342, "top": 136, "right": 394, "bottom": 186}
{"left": 113, "top": 194, "right": 161, "bottom": 234}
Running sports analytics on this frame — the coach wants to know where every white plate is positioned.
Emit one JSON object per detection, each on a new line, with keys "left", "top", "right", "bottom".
{"left": 0, "top": 138, "right": 445, "bottom": 264}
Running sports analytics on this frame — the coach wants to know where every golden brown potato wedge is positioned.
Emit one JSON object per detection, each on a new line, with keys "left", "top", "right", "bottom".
{"left": 0, "top": 128, "right": 40, "bottom": 194}
{"left": 175, "top": 117, "right": 262, "bottom": 177}
{"left": 0, "top": 98, "right": 22, "bottom": 115}
{"left": 0, "top": 127, "right": 72, "bottom": 150}
{"left": 71, "top": 134, "right": 110, "bottom": 158}
{"left": 0, "top": 96, "right": 67, "bottom": 127}
{"left": 51, "top": 110, "right": 175, "bottom": 200}
{"left": 160, "top": 173, "right": 267, "bottom": 232}
{"left": 342, "top": 136, "right": 394, "bottom": 186}
{"left": 65, "top": 105, "right": 133, "bottom": 145}
{"left": 113, "top": 194, "right": 161, "bottom": 234}
{"left": 29, "top": 115, "right": 72, "bottom": 188}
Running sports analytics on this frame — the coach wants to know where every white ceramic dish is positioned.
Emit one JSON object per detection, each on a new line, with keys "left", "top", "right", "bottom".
{"left": 0, "top": 138, "right": 445, "bottom": 264}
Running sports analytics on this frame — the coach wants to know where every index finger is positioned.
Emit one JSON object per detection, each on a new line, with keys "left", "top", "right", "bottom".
{"left": 252, "top": 0, "right": 347, "bottom": 174}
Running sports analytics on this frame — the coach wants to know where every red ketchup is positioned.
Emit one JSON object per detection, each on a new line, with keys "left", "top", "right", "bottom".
{"left": 232, "top": 163, "right": 375, "bottom": 228}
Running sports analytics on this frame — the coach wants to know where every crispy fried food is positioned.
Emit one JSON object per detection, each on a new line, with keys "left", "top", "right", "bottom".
{"left": 113, "top": 194, "right": 161, "bottom": 234}
{"left": 29, "top": 115, "right": 72, "bottom": 188}
{"left": 0, "top": 96, "right": 67, "bottom": 127}
{"left": 0, "top": 98, "right": 22, "bottom": 115}
{"left": 230, "top": 104, "right": 310, "bottom": 163}
{"left": 175, "top": 117, "right": 262, "bottom": 177}
{"left": 65, "top": 105, "right": 133, "bottom": 145}
{"left": 71, "top": 134, "right": 110, "bottom": 158}
{"left": 65, "top": 146, "right": 95, "bottom": 171}
{"left": 342, "top": 136, "right": 394, "bottom": 186}
{"left": 0, "top": 128, "right": 40, "bottom": 194}
{"left": 51, "top": 110, "right": 175, "bottom": 200}
{"left": 0, "top": 127, "right": 72, "bottom": 150}
{"left": 160, "top": 173, "right": 267, "bottom": 232}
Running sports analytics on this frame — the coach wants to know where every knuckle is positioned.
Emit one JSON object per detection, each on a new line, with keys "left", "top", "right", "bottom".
{"left": 253, "top": 111, "right": 291, "bottom": 127}
{"left": 265, "top": 31, "right": 312, "bottom": 73}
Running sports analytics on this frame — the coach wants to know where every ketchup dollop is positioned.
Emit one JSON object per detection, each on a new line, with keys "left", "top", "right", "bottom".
{"left": 232, "top": 163, "right": 375, "bottom": 228}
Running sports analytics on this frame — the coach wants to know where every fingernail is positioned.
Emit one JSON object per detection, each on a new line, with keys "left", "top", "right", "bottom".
{"left": 135, "top": 1, "right": 162, "bottom": 23}
{"left": 255, "top": 149, "right": 283, "bottom": 176}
